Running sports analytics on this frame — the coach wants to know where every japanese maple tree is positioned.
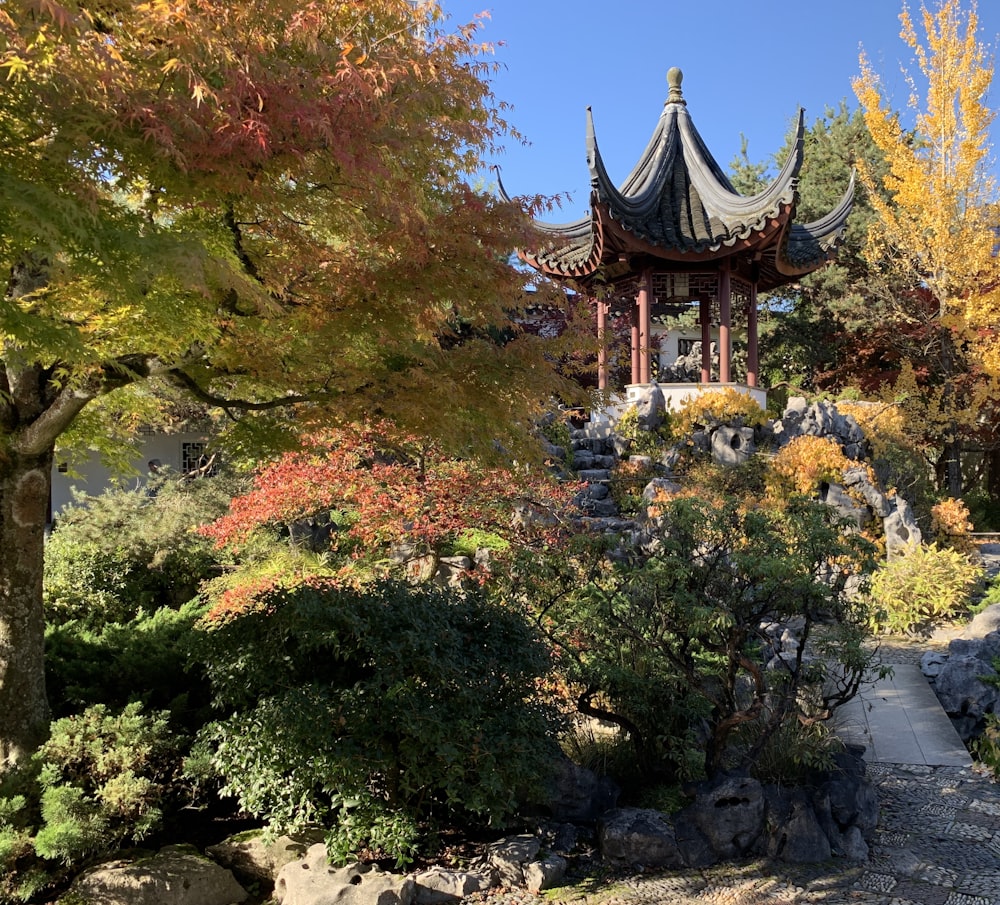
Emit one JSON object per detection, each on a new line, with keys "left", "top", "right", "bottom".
{"left": 0, "top": 1, "right": 584, "bottom": 767}
{"left": 201, "top": 422, "right": 581, "bottom": 611}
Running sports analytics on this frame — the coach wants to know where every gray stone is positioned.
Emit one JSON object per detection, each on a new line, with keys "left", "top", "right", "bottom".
{"left": 578, "top": 469, "right": 611, "bottom": 484}
{"left": 599, "top": 808, "right": 684, "bottom": 869}
{"left": 207, "top": 830, "right": 325, "bottom": 885}
{"left": 675, "top": 775, "right": 764, "bottom": 860}
{"left": 412, "top": 867, "right": 491, "bottom": 904}
{"left": 586, "top": 482, "right": 610, "bottom": 500}
{"left": 821, "top": 482, "right": 872, "bottom": 529}
{"left": 274, "top": 847, "right": 414, "bottom": 905}
{"left": 544, "top": 758, "right": 619, "bottom": 822}
{"left": 836, "top": 825, "right": 870, "bottom": 862}
{"left": 921, "top": 651, "right": 949, "bottom": 678}
{"left": 485, "top": 835, "right": 540, "bottom": 887}
{"left": 523, "top": 855, "right": 567, "bottom": 894}
{"left": 769, "top": 795, "right": 832, "bottom": 863}
{"left": 884, "top": 496, "right": 922, "bottom": 559}
{"left": 934, "top": 655, "right": 1000, "bottom": 723}
{"left": 72, "top": 844, "right": 248, "bottom": 905}
{"left": 711, "top": 425, "right": 756, "bottom": 466}
{"left": 671, "top": 814, "right": 717, "bottom": 867}
{"left": 634, "top": 382, "right": 667, "bottom": 431}
{"left": 960, "top": 604, "right": 1000, "bottom": 639}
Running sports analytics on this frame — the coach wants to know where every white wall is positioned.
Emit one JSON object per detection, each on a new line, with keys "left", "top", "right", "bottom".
{"left": 51, "top": 431, "right": 212, "bottom": 516}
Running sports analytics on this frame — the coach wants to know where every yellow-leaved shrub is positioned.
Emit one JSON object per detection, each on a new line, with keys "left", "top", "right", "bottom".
{"left": 670, "top": 388, "right": 767, "bottom": 438}
{"left": 868, "top": 543, "right": 983, "bottom": 635}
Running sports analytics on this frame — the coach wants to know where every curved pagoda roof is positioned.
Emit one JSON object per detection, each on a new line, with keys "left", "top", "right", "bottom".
{"left": 501, "top": 68, "right": 854, "bottom": 292}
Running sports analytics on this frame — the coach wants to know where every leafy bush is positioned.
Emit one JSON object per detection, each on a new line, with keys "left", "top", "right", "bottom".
{"left": 868, "top": 543, "right": 984, "bottom": 634}
{"left": 669, "top": 387, "right": 766, "bottom": 438}
{"left": 613, "top": 405, "right": 671, "bottom": 458}
{"left": 770, "top": 435, "right": 860, "bottom": 496}
{"left": 0, "top": 704, "right": 186, "bottom": 901}
{"left": 608, "top": 458, "right": 661, "bottom": 515}
{"left": 544, "top": 462, "right": 876, "bottom": 779}
{"left": 45, "top": 600, "right": 211, "bottom": 727}
{"left": 192, "top": 578, "right": 564, "bottom": 866}
{"left": 45, "top": 474, "right": 241, "bottom": 627}
{"left": 930, "top": 497, "right": 977, "bottom": 556}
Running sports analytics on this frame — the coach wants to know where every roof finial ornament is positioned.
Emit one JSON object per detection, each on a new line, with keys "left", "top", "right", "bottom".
{"left": 666, "top": 67, "right": 686, "bottom": 106}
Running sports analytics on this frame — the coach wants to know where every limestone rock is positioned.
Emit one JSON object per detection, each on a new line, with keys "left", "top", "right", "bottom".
{"left": 675, "top": 775, "right": 764, "bottom": 860}
{"left": 72, "top": 844, "right": 248, "bottom": 905}
{"left": 207, "top": 830, "right": 324, "bottom": 886}
{"left": 274, "top": 847, "right": 414, "bottom": 905}
{"left": 769, "top": 794, "right": 832, "bottom": 863}
{"left": 710, "top": 425, "right": 755, "bottom": 467}
{"left": 933, "top": 655, "right": 1000, "bottom": 729}
{"left": 412, "top": 867, "right": 491, "bottom": 904}
{"left": 523, "top": 855, "right": 567, "bottom": 894}
{"left": 545, "top": 758, "right": 620, "bottom": 822}
{"left": 485, "top": 835, "right": 540, "bottom": 887}
{"left": 598, "top": 808, "right": 684, "bottom": 869}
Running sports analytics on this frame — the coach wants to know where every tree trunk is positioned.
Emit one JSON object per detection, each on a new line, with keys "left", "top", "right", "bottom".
{"left": 0, "top": 447, "right": 53, "bottom": 769}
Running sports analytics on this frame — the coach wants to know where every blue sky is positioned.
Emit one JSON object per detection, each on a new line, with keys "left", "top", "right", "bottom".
{"left": 440, "top": 0, "right": 1000, "bottom": 221}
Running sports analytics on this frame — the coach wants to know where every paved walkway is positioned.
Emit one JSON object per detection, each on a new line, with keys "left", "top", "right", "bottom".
{"left": 484, "top": 643, "right": 1000, "bottom": 905}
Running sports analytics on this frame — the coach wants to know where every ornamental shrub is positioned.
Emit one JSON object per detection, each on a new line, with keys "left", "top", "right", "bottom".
{"left": 868, "top": 543, "right": 984, "bottom": 635}
{"left": 545, "top": 462, "right": 876, "bottom": 779}
{"left": 45, "top": 599, "right": 211, "bottom": 727}
{"left": 45, "top": 473, "right": 241, "bottom": 628}
{"left": 930, "top": 497, "right": 977, "bottom": 557}
{"left": 0, "top": 703, "right": 186, "bottom": 901}
{"left": 669, "top": 387, "right": 767, "bottom": 439}
{"left": 192, "top": 578, "right": 564, "bottom": 866}
{"left": 770, "top": 435, "right": 857, "bottom": 497}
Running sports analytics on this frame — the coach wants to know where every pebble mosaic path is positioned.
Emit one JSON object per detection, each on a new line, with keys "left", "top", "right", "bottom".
{"left": 469, "top": 761, "right": 1000, "bottom": 905}
{"left": 467, "top": 637, "right": 1000, "bottom": 905}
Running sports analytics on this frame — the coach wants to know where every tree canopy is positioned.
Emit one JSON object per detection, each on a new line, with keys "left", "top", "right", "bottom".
{"left": 0, "top": 0, "right": 584, "bottom": 767}
{"left": 853, "top": 0, "right": 1000, "bottom": 497}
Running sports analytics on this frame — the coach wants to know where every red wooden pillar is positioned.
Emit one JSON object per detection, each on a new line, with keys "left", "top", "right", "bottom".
{"left": 718, "top": 260, "right": 731, "bottom": 384}
{"left": 630, "top": 298, "right": 640, "bottom": 385}
{"left": 699, "top": 294, "right": 712, "bottom": 384}
{"left": 596, "top": 298, "right": 608, "bottom": 392}
{"left": 638, "top": 268, "right": 653, "bottom": 384}
{"left": 746, "top": 280, "right": 759, "bottom": 388}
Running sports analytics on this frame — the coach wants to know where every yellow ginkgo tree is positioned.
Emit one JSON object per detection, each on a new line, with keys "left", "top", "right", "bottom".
{"left": 854, "top": 0, "right": 1000, "bottom": 498}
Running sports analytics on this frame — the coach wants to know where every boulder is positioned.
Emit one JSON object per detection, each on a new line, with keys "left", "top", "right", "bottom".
{"left": 883, "top": 496, "right": 922, "bottom": 559}
{"left": 72, "top": 844, "right": 248, "bottom": 905}
{"left": 523, "top": 855, "right": 567, "bottom": 894}
{"left": 598, "top": 808, "right": 684, "bottom": 869}
{"left": 768, "top": 794, "right": 832, "bottom": 863}
{"left": 932, "top": 655, "right": 1000, "bottom": 738}
{"left": 675, "top": 775, "right": 764, "bottom": 860}
{"left": 412, "top": 867, "right": 491, "bottom": 904}
{"left": 545, "top": 758, "right": 620, "bottom": 822}
{"left": 485, "top": 835, "right": 540, "bottom": 887}
{"left": 207, "top": 830, "right": 325, "bottom": 886}
{"left": 634, "top": 382, "right": 667, "bottom": 431}
{"left": 274, "top": 847, "right": 414, "bottom": 905}
{"left": 711, "top": 425, "right": 755, "bottom": 467}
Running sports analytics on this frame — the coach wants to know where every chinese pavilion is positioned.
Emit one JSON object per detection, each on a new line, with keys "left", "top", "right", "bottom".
{"left": 501, "top": 68, "right": 854, "bottom": 400}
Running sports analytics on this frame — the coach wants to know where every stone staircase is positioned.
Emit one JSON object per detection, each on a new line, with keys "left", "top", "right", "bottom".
{"left": 568, "top": 422, "right": 619, "bottom": 518}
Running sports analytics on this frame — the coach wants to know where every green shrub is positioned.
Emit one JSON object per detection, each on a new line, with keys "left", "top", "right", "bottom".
{"left": 45, "top": 600, "right": 210, "bottom": 726}
{"left": 193, "top": 578, "right": 564, "bottom": 866}
{"left": 868, "top": 543, "right": 984, "bottom": 635}
{"left": 0, "top": 703, "right": 186, "bottom": 901}
{"left": 614, "top": 405, "right": 671, "bottom": 458}
{"left": 45, "top": 474, "right": 242, "bottom": 628}
{"left": 544, "top": 462, "right": 876, "bottom": 779}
